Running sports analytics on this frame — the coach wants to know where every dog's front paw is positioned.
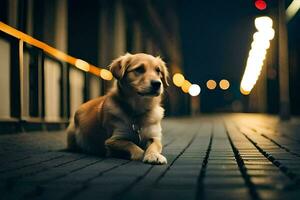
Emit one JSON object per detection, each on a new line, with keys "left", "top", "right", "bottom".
{"left": 143, "top": 152, "right": 167, "bottom": 165}
{"left": 130, "top": 149, "right": 144, "bottom": 161}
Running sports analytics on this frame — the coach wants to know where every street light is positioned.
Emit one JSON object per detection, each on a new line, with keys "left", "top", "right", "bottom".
{"left": 240, "top": 16, "right": 274, "bottom": 95}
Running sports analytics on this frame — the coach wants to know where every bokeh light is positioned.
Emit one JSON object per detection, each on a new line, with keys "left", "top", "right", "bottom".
{"left": 75, "top": 59, "right": 90, "bottom": 72}
{"left": 286, "top": 0, "right": 300, "bottom": 21}
{"left": 240, "top": 87, "right": 250, "bottom": 95}
{"left": 255, "top": 0, "right": 267, "bottom": 11}
{"left": 188, "top": 84, "right": 201, "bottom": 96}
{"left": 181, "top": 80, "right": 192, "bottom": 93}
{"left": 240, "top": 16, "right": 274, "bottom": 95}
{"left": 206, "top": 80, "right": 217, "bottom": 90}
{"left": 172, "top": 73, "right": 185, "bottom": 87}
{"left": 219, "top": 79, "right": 230, "bottom": 90}
{"left": 255, "top": 16, "right": 273, "bottom": 31}
{"left": 100, "top": 69, "right": 113, "bottom": 80}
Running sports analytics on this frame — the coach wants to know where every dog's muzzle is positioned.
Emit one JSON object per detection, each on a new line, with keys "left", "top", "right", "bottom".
{"left": 137, "top": 80, "right": 162, "bottom": 96}
{"left": 151, "top": 80, "right": 161, "bottom": 91}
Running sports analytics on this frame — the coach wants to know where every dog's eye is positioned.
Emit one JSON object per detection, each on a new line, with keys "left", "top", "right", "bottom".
{"left": 134, "top": 66, "right": 145, "bottom": 74}
{"left": 155, "top": 67, "right": 161, "bottom": 74}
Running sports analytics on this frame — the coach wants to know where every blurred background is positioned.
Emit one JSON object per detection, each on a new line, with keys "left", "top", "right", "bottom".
{"left": 0, "top": 0, "right": 299, "bottom": 127}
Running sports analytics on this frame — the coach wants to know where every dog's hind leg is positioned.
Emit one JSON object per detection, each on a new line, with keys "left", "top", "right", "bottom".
{"left": 66, "top": 120, "right": 78, "bottom": 150}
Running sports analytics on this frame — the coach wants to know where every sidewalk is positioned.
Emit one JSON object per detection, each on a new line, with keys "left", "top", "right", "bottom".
{"left": 0, "top": 114, "right": 300, "bottom": 200}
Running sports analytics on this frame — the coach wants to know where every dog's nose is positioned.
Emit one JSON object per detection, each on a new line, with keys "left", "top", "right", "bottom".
{"left": 151, "top": 80, "right": 161, "bottom": 91}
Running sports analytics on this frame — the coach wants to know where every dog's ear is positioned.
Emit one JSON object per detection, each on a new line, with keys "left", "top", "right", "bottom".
{"left": 109, "top": 53, "right": 132, "bottom": 79}
{"left": 156, "top": 56, "right": 169, "bottom": 86}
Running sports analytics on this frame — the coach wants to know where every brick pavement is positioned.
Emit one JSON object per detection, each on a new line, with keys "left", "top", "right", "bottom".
{"left": 0, "top": 114, "right": 300, "bottom": 200}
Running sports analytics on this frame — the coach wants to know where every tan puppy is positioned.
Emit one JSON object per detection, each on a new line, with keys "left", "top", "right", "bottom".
{"left": 66, "top": 53, "right": 168, "bottom": 164}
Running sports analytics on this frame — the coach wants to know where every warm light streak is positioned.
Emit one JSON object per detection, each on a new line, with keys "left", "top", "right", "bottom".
{"left": 75, "top": 59, "right": 90, "bottom": 72}
{"left": 0, "top": 22, "right": 110, "bottom": 80}
{"left": 286, "top": 0, "right": 300, "bottom": 22}
{"left": 240, "top": 16, "right": 274, "bottom": 95}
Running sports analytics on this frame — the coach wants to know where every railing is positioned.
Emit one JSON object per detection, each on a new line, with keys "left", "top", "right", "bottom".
{"left": 0, "top": 22, "right": 112, "bottom": 133}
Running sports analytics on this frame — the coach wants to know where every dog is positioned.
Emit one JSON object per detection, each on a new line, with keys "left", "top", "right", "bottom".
{"left": 66, "top": 53, "right": 169, "bottom": 164}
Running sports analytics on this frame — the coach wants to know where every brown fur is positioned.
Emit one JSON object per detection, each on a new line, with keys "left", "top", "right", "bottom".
{"left": 66, "top": 53, "right": 169, "bottom": 164}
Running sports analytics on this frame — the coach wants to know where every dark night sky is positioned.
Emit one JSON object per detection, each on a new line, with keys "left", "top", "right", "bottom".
{"left": 178, "top": 0, "right": 299, "bottom": 113}
{"left": 178, "top": 0, "right": 261, "bottom": 112}
{"left": 179, "top": 0, "right": 256, "bottom": 84}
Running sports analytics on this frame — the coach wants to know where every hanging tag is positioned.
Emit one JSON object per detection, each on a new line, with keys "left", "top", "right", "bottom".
{"left": 132, "top": 124, "right": 140, "bottom": 134}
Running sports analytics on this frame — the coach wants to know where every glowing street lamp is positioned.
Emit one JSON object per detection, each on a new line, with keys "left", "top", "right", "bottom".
{"left": 240, "top": 16, "right": 274, "bottom": 95}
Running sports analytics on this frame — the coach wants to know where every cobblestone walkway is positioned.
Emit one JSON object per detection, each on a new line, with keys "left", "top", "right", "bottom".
{"left": 1, "top": 114, "right": 300, "bottom": 200}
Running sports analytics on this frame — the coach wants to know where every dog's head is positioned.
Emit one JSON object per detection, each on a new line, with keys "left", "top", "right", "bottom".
{"left": 109, "top": 53, "right": 169, "bottom": 97}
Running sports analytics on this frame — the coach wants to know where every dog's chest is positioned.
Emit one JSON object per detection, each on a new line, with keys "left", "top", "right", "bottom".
{"left": 136, "top": 123, "right": 162, "bottom": 140}
{"left": 107, "top": 102, "right": 163, "bottom": 144}
{"left": 125, "top": 122, "right": 160, "bottom": 148}
{"left": 129, "top": 108, "right": 163, "bottom": 140}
